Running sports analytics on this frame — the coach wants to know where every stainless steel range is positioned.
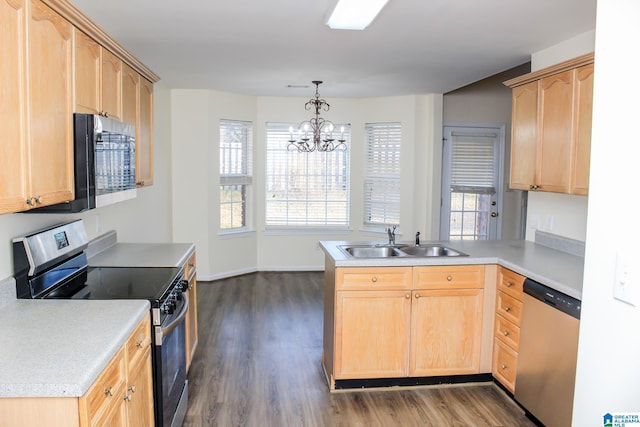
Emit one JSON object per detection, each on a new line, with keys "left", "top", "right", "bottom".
{"left": 12, "top": 220, "right": 188, "bottom": 427}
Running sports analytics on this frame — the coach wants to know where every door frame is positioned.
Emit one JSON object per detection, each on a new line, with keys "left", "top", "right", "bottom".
{"left": 440, "top": 122, "right": 506, "bottom": 240}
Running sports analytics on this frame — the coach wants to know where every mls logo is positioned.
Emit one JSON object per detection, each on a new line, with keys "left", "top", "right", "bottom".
{"left": 604, "top": 413, "right": 613, "bottom": 427}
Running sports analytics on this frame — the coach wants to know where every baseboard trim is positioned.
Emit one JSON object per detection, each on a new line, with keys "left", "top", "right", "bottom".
{"left": 199, "top": 265, "right": 324, "bottom": 281}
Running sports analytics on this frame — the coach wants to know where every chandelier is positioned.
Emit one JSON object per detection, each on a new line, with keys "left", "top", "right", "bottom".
{"left": 287, "top": 81, "right": 347, "bottom": 153}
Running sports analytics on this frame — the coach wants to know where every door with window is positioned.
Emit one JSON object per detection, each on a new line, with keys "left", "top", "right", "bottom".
{"left": 440, "top": 125, "right": 504, "bottom": 240}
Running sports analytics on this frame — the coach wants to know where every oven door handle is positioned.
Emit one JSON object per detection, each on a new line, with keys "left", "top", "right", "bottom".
{"left": 157, "top": 296, "right": 189, "bottom": 344}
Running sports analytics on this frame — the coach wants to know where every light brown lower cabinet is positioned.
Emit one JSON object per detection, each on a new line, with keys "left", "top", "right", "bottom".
{"left": 0, "top": 315, "right": 154, "bottom": 427}
{"left": 325, "top": 264, "right": 486, "bottom": 389}
{"left": 183, "top": 250, "right": 198, "bottom": 372}
{"left": 492, "top": 266, "right": 525, "bottom": 393}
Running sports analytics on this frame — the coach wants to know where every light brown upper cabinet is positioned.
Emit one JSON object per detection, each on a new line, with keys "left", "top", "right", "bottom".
{"left": 1, "top": 0, "right": 75, "bottom": 214}
{"left": 137, "top": 77, "right": 154, "bottom": 186}
{"left": 505, "top": 53, "right": 594, "bottom": 195}
{"left": 121, "top": 62, "right": 139, "bottom": 127}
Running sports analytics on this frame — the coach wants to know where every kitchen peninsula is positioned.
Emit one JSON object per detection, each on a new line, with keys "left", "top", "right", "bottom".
{"left": 319, "top": 237, "right": 583, "bottom": 392}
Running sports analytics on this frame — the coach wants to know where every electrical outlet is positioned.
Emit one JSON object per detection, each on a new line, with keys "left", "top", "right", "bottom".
{"left": 614, "top": 252, "right": 637, "bottom": 306}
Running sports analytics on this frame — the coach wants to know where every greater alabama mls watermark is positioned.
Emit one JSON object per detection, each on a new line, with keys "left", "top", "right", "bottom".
{"left": 604, "top": 413, "right": 640, "bottom": 427}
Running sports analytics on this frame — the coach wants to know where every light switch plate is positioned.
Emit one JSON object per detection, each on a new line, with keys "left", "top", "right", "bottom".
{"left": 614, "top": 252, "right": 637, "bottom": 306}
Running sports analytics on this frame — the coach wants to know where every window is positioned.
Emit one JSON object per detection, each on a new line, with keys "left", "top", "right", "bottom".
{"left": 265, "top": 123, "right": 350, "bottom": 228}
{"left": 220, "top": 119, "right": 252, "bottom": 232}
{"left": 363, "top": 122, "right": 401, "bottom": 227}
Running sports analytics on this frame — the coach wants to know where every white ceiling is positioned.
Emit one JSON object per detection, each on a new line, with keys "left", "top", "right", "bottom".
{"left": 70, "top": 0, "right": 596, "bottom": 98}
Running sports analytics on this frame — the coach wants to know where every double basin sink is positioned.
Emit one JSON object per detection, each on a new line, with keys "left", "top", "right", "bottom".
{"left": 340, "top": 244, "right": 468, "bottom": 258}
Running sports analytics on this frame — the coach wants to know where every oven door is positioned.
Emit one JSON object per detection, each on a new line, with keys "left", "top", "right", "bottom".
{"left": 153, "top": 294, "right": 189, "bottom": 427}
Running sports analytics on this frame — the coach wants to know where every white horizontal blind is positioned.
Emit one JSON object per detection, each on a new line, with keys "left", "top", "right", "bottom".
{"left": 265, "top": 122, "right": 350, "bottom": 227}
{"left": 450, "top": 133, "right": 496, "bottom": 194}
{"left": 220, "top": 120, "right": 252, "bottom": 230}
{"left": 364, "top": 122, "right": 401, "bottom": 226}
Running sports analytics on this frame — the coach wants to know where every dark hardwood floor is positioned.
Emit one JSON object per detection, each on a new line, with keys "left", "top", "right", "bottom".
{"left": 184, "top": 271, "right": 535, "bottom": 427}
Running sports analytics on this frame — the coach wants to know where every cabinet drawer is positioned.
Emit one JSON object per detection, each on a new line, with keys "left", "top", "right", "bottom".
{"left": 493, "top": 339, "right": 518, "bottom": 393}
{"left": 497, "top": 267, "right": 524, "bottom": 300}
{"left": 494, "top": 313, "right": 520, "bottom": 351}
{"left": 336, "top": 267, "right": 412, "bottom": 291}
{"left": 126, "top": 315, "right": 151, "bottom": 371}
{"left": 183, "top": 251, "right": 196, "bottom": 281}
{"left": 81, "top": 347, "right": 127, "bottom": 426}
{"left": 413, "top": 265, "right": 484, "bottom": 290}
{"left": 496, "top": 290, "right": 523, "bottom": 325}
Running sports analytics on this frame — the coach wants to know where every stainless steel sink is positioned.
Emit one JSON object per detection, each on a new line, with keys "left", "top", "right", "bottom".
{"left": 399, "top": 245, "right": 468, "bottom": 257}
{"left": 340, "top": 244, "right": 468, "bottom": 258}
{"left": 341, "top": 245, "right": 405, "bottom": 258}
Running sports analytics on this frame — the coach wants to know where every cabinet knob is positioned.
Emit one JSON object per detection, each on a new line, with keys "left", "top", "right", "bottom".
{"left": 447, "top": 275, "right": 453, "bottom": 281}
{"left": 506, "top": 281, "right": 513, "bottom": 287}
{"left": 405, "top": 293, "right": 411, "bottom": 299}
{"left": 501, "top": 364, "right": 508, "bottom": 370}
{"left": 104, "top": 387, "right": 114, "bottom": 396}
{"left": 136, "top": 340, "right": 144, "bottom": 348}
{"left": 371, "top": 276, "right": 378, "bottom": 283}
{"left": 124, "top": 394, "right": 132, "bottom": 402}
{"left": 505, "top": 306, "right": 511, "bottom": 312}
{"left": 503, "top": 331, "right": 510, "bottom": 336}
{"left": 128, "top": 385, "right": 136, "bottom": 393}
{"left": 415, "top": 293, "right": 421, "bottom": 299}
{"left": 25, "top": 198, "right": 34, "bottom": 206}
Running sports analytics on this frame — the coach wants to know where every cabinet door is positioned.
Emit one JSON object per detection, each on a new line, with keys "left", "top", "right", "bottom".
{"left": 136, "top": 77, "right": 154, "bottom": 186}
{"left": 537, "top": 70, "right": 574, "bottom": 193}
{"left": 0, "top": 0, "right": 29, "bottom": 214}
{"left": 74, "top": 28, "right": 100, "bottom": 115}
{"left": 571, "top": 64, "right": 594, "bottom": 195}
{"left": 410, "top": 288, "right": 484, "bottom": 376}
{"left": 27, "top": 0, "right": 74, "bottom": 207}
{"left": 509, "top": 81, "right": 538, "bottom": 190}
{"left": 101, "top": 48, "right": 122, "bottom": 120}
{"left": 121, "top": 62, "right": 139, "bottom": 126}
{"left": 125, "top": 347, "right": 154, "bottom": 427}
{"left": 335, "top": 290, "right": 411, "bottom": 379}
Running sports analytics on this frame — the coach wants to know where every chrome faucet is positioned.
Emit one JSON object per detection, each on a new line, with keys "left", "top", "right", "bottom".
{"left": 386, "top": 225, "right": 397, "bottom": 246}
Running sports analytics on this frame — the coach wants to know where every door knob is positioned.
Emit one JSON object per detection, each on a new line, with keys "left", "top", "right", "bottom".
{"left": 491, "top": 212, "right": 499, "bottom": 217}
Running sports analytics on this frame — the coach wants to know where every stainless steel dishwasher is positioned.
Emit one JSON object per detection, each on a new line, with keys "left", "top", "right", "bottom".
{"left": 515, "top": 278, "right": 581, "bottom": 427}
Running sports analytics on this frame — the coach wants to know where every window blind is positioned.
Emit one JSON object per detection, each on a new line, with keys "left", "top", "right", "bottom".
{"left": 364, "top": 122, "right": 401, "bottom": 226}
{"left": 450, "top": 132, "right": 496, "bottom": 194}
{"left": 265, "top": 122, "right": 350, "bottom": 227}
{"left": 220, "top": 119, "right": 253, "bottom": 230}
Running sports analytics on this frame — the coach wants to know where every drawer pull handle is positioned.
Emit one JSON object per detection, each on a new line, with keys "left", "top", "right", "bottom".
{"left": 506, "top": 281, "right": 513, "bottom": 287}
{"left": 505, "top": 306, "right": 511, "bottom": 312}
{"left": 371, "top": 276, "right": 378, "bottom": 283}
{"left": 501, "top": 364, "right": 508, "bottom": 370}
{"left": 503, "top": 331, "right": 510, "bottom": 336}
{"left": 447, "top": 275, "right": 453, "bottom": 281}
{"left": 104, "top": 387, "right": 114, "bottom": 397}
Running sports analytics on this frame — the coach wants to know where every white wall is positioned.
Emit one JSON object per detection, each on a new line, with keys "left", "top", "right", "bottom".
{"left": 0, "top": 82, "right": 175, "bottom": 280}
{"left": 524, "top": 30, "right": 596, "bottom": 243}
{"left": 170, "top": 91, "right": 443, "bottom": 279}
{"left": 573, "top": 1, "right": 640, "bottom": 423}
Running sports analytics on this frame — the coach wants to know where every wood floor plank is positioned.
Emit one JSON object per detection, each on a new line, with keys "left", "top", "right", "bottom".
{"left": 184, "top": 271, "right": 535, "bottom": 426}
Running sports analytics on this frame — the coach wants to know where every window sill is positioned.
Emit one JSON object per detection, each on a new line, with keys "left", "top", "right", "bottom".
{"left": 218, "top": 230, "right": 256, "bottom": 239}
{"left": 263, "top": 227, "right": 352, "bottom": 236}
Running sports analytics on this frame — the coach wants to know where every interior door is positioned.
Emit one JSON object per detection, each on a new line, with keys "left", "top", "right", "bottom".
{"left": 440, "top": 125, "right": 504, "bottom": 240}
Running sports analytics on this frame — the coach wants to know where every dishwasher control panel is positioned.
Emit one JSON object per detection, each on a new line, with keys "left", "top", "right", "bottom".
{"left": 523, "top": 278, "right": 581, "bottom": 319}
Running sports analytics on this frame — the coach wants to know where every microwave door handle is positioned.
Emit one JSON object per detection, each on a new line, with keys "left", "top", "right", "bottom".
{"left": 156, "top": 297, "right": 189, "bottom": 345}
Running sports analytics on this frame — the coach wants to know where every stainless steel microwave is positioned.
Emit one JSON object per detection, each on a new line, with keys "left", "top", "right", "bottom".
{"left": 29, "top": 114, "right": 137, "bottom": 213}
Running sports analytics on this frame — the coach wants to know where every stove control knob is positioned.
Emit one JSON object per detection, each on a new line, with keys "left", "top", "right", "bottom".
{"left": 179, "top": 280, "right": 189, "bottom": 292}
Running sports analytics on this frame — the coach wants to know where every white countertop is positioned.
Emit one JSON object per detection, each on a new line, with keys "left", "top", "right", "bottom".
{"left": 88, "top": 242, "right": 195, "bottom": 268}
{"left": 0, "top": 299, "right": 149, "bottom": 398}
{"left": 320, "top": 239, "right": 584, "bottom": 300}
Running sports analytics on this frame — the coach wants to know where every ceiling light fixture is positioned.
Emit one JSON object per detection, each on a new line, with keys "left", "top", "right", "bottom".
{"left": 287, "top": 81, "right": 347, "bottom": 153}
{"left": 326, "top": 0, "right": 390, "bottom": 30}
